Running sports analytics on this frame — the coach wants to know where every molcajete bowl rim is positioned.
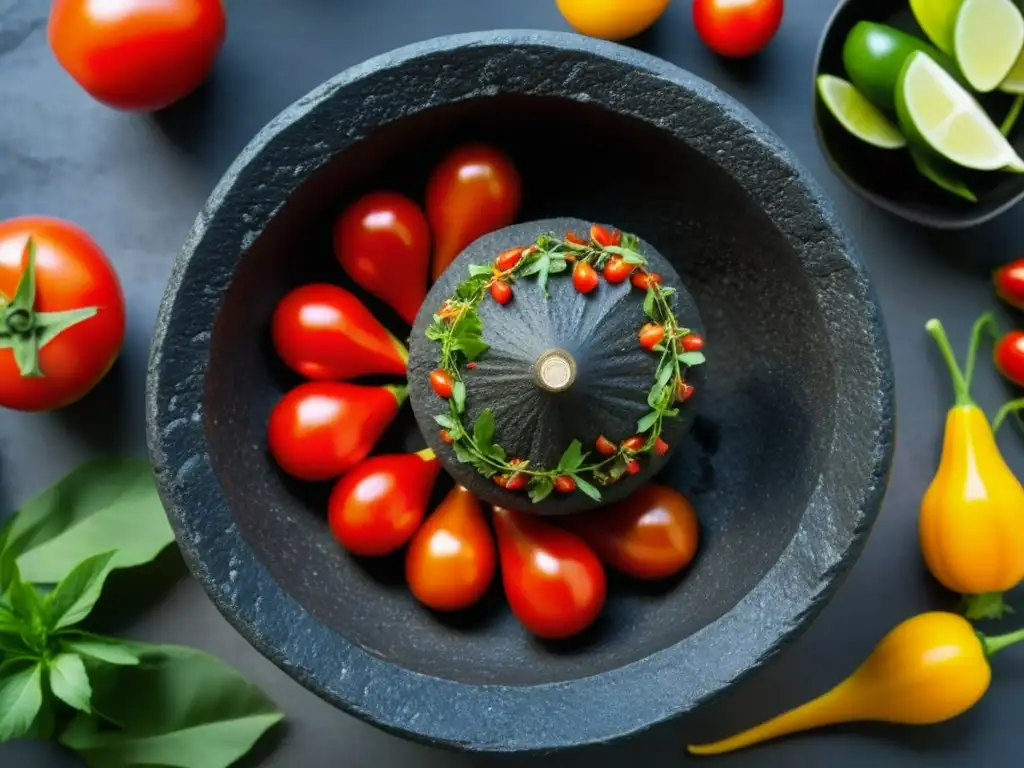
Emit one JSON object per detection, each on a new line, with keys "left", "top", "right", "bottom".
{"left": 146, "top": 29, "right": 895, "bottom": 752}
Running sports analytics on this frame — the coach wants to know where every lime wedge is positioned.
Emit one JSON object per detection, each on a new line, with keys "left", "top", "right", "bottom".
{"left": 896, "top": 51, "right": 1024, "bottom": 170}
{"left": 909, "top": 145, "right": 978, "bottom": 201}
{"left": 817, "top": 75, "right": 907, "bottom": 149}
{"left": 910, "top": 0, "right": 963, "bottom": 54}
{"left": 954, "top": 0, "right": 1024, "bottom": 92}
{"left": 1001, "top": 48, "right": 1024, "bottom": 92}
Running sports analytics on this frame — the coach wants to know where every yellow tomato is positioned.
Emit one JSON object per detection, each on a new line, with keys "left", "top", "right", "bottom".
{"left": 556, "top": 0, "right": 673, "bottom": 41}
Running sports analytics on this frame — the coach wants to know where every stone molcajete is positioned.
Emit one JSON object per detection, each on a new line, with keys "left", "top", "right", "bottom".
{"left": 146, "top": 31, "right": 894, "bottom": 753}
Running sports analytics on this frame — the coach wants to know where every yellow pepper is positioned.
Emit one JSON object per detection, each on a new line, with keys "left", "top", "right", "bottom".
{"left": 921, "top": 316, "right": 1024, "bottom": 619}
{"left": 688, "top": 612, "right": 1024, "bottom": 756}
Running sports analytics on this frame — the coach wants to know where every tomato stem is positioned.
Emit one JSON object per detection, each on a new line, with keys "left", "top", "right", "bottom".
{"left": 981, "top": 626, "right": 1024, "bottom": 656}
{"left": 926, "top": 318, "right": 973, "bottom": 407}
{"left": 993, "top": 398, "right": 1024, "bottom": 433}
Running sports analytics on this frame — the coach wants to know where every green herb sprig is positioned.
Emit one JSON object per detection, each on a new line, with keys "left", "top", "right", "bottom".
{"left": 426, "top": 229, "right": 706, "bottom": 504}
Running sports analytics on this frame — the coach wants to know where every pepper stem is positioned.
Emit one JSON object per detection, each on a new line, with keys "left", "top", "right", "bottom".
{"left": 963, "top": 592, "right": 1013, "bottom": 620}
{"left": 993, "top": 398, "right": 1024, "bottom": 433}
{"left": 926, "top": 319, "right": 973, "bottom": 406}
{"left": 384, "top": 384, "right": 409, "bottom": 406}
{"left": 963, "top": 313, "right": 998, "bottom": 393}
{"left": 387, "top": 331, "right": 409, "bottom": 367}
{"left": 981, "top": 627, "right": 1024, "bottom": 656}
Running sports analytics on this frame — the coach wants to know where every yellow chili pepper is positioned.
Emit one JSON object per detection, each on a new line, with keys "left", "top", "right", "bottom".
{"left": 921, "top": 316, "right": 1024, "bottom": 619}
{"left": 688, "top": 612, "right": 1024, "bottom": 756}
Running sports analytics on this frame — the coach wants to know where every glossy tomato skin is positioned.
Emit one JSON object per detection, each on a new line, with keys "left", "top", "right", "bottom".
{"left": 0, "top": 217, "right": 125, "bottom": 412}
{"left": 492, "top": 506, "right": 606, "bottom": 640}
{"left": 564, "top": 484, "right": 700, "bottom": 580}
{"left": 995, "top": 259, "right": 1024, "bottom": 310}
{"left": 272, "top": 284, "right": 407, "bottom": 380}
{"left": 693, "top": 0, "right": 784, "bottom": 58}
{"left": 556, "top": 0, "right": 672, "bottom": 41}
{"left": 427, "top": 145, "right": 522, "bottom": 280}
{"left": 334, "top": 192, "right": 430, "bottom": 326}
{"left": 48, "top": 0, "right": 226, "bottom": 112}
{"left": 267, "top": 382, "right": 403, "bottom": 481}
{"left": 995, "top": 332, "right": 1024, "bottom": 387}
{"left": 406, "top": 485, "right": 496, "bottom": 611}
{"left": 329, "top": 450, "right": 441, "bottom": 557}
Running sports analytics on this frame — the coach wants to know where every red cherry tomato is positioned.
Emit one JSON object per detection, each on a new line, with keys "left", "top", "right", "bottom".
{"left": 625, "top": 459, "right": 642, "bottom": 475}
{"left": 505, "top": 470, "right": 528, "bottom": 491}
{"left": 565, "top": 232, "right": 587, "bottom": 246}
{"left": 632, "top": 271, "right": 662, "bottom": 290}
{"left": 407, "top": 485, "right": 496, "bottom": 611}
{"left": 590, "top": 224, "right": 622, "bottom": 248}
{"left": 272, "top": 284, "right": 407, "bottom": 380}
{"left": 654, "top": 437, "right": 670, "bottom": 456}
{"left": 0, "top": 217, "right": 125, "bottom": 412}
{"left": 554, "top": 475, "right": 577, "bottom": 493}
{"left": 995, "top": 332, "right": 1024, "bottom": 387}
{"left": 573, "top": 262, "right": 600, "bottom": 294}
{"left": 427, "top": 145, "right": 522, "bottom": 281}
{"left": 622, "top": 436, "right": 645, "bottom": 452}
{"left": 495, "top": 247, "right": 525, "bottom": 272}
{"left": 678, "top": 381, "right": 696, "bottom": 402}
{"left": 693, "top": 0, "right": 784, "bottom": 59}
{"left": 595, "top": 435, "right": 618, "bottom": 456}
{"left": 563, "top": 484, "right": 700, "bottom": 580}
{"left": 334, "top": 192, "right": 431, "bottom": 326}
{"left": 995, "top": 259, "right": 1024, "bottom": 311}
{"left": 603, "top": 256, "right": 633, "bottom": 284}
{"left": 267, "top": 382, "right": 405, "bottom": 481}
{"left": 430, "top": 368, "right": 454, "bottom": 398}
{"left": 329, "top": 450, "right": 440, "bottom": 557}
{"left": 48, "top": 0, "right": 226, "bottom": 112}
{"left": 639, "top": 323, "right": 665, "bottom": 351}
{"left": 680, "top": 333, "right": 705, "bottom": 352}
{"left": 492, "top": 506, "right": 606, "bottom": 640}
{"left": 490, "top": 280, "right": 513, "bottom": 305}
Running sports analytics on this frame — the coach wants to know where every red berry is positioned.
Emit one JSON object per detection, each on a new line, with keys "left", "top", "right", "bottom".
{"left": 654, "top": 437, "right": 669, "bottom": 456}
{"left": 496, "top": 247, "right": 525, "bottom": 271}
{"left": 995, "top": 331, "right": 1024, "bottom": 387}
{"left": 506, "top": 472, "right": 528, "bottom": 491}
{"left": 603, "top": 256, "right": 633, "bottom": 284}
{"left": 573, "top": 262, "right": 599, "bottom": 294}
{"left": 565, "top": 232, "right": 587, "bottom": 245}
{"left": 681, "top": 333, "right": 704, "bottom": 352}
{"left": 632, "top": 271, "right": 662, "bottom": 290}
{"left": 494, "top": 474, "right": 509, "bottom": 488}
{"left": 554, "top": 475, "right": 577, "bottom": 493}
{"left": 625, "top": 459, "right": 641, "bottom": 475}
{"left": 595, "top": 435, "right": 617, "bottom": 455}
{"left": 590, "top": 224, "right": 622, "bottom": 248}
{"left": 639, "top": 323, "right": 665, "bottom": 351}
{"left": 622, "top": 436, "right": 645, "bottom": 452}
{"left": 490, "top": 280, "right": 512, "bottom": 305}
{"left": 430, "top": 368, "right": 454, "bottom": 398}
{"left": 466, "top": 362, "right": 477, "bottom": 370}
{"left": 678, "top": 381, "right": 696, "bottom": 402}
{"left": 440, "top": 429, "right": 454, "bottom": 444}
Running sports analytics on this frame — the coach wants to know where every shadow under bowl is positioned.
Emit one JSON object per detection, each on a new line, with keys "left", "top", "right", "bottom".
{"left": 146, "top": 30, "right": 895, "bottom": 752}
{"left": 814, "top": 0, "right": 1024, "bottom": 229}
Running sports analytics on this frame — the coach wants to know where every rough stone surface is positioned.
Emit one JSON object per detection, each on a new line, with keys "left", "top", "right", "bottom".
{"left": 146, "top": 31, "right": 895, "bottom": 753}
{"left": 409, "top": 218, "right": 706, "bottom": 515}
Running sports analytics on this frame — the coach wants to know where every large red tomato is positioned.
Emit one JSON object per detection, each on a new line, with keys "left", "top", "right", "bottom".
{"left": 48, "top": 0, "right": 227, "bottom": 112}
{"left": 0, "top": 217, "right": 125, "bottom": 412}
{"left": 693, "top": 0, "right": 784, "bottom": 59}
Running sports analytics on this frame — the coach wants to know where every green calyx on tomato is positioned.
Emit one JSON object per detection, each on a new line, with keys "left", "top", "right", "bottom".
{"left": 0, "top": 239, "right": 98, "bottom": 378}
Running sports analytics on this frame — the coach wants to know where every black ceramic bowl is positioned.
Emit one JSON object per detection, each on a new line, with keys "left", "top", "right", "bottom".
{"left": 147, "top": 31, "right": 895, "bottom": 752}
{"left": 815, "top": 0, "right": 1024, "bottom": 228}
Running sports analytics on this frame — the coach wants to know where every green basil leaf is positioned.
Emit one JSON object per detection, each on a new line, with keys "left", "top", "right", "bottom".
{"left": 0, "top": 660, "right": 43, "bottom": 741}
{"left": 452, "top": 442, "right": 475, "bottom": 465}
{"left": 49, "top": 653, "right": 91, "bottom": 713}
{"left": 621, "top": 252, "right": 645, "bottom": 265}
{"left": 557, "top": 440, "right": 585, "bottom": 472}
{"left": 643, "top": 287, "right": 657, "bottom": 319}
{"left": 456, "top": 337, "right": 490, "bottom": 361}
{"left": 519, "top": 254, "right": 546, "bottom": 277}
{"left": 488, "top": 443, "right": 506, "bottom": 461}
{"left": 677, "top": 351, "right": 706, "bottom": 367}
{"left": 425, "top": 322, "right": 445, "bottom": 341}
{"left": 45, "top": 551, "right": 117, "bottom": 631}
{"left": 452, "top": 381, "right": 467, "bottom": 414}
{"left": 8, "top": 577, "right": 44, "bottom": 632}
{"left": 433, "top": 414, "right": 456, "bottom": 430}
{"left": 468, "top": 264, "right": 493, "bottom": 277}
{"left": 7, "top": 459, "right": 174, "bottom": 585}
{"left": 547, "top": 256, "right": 568, "bottom": 274}
{"left": 473, "top": 410, "right": 495, "bottom": 451}
{"left": 528, "top": 476, "right": 554, "bottom": 503}
{"left": 61, "top": 633, "right": 140, "bottom": 667}
{"left": 636, "top": 411, "right": 660, "bottom": 433}
{"left": 572, "top": 475, "right": 602, "bottom": 502}
{"left": 61, "top": 643, "right": 283, "bottom": 768}
{"left": 648, "top": 362, "right": 675, "bottom": 409}
{"left": 0, "top": 630, "right": 34, "bottom": 658}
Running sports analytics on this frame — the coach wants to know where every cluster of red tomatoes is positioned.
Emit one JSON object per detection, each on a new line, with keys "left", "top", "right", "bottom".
{"left": 994, "top": 260, "right": 1024, "bottom": 389}
{"left": 267, "top": 144, "right": 702, "bottom": 639}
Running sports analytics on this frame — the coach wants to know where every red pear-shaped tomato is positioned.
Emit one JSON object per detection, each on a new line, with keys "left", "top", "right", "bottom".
{"left": 272, "top": 283, "right": 408, "bottom": 380}
{"left": 426, "top": 145, "right": 522, "bottom": 281}
{"left": 995, "top": 258, "right": 1024, "bottom": 310}
{"left": 334, "top": 192, "right": 430, "bottom": 326}
{"left": 329, "top": 449, "right": 441, "bottom": 557}
{"left": 995, "top": 331, "right": 1024, "bottom": 388}
{"left": 564, "top": 484, "right": 700, "bottom": 580}
{"left": 492, "top": 506, "right": 606, "bottom": 640}
{"left": 406, "top": 485, "right": 496, "bottom": 611}
{"left": 267, "top": 382, "right": 406, "bottom": 481}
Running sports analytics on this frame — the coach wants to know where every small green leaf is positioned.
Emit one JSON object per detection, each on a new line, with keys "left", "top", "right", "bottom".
{"left": 528, "top": 476, "right": 554, "bottom": 503}
{"left": 425, "top": 322, "right": 445, "bottom": 341}
{"left": 8, "top": 577, "right": 44, "bottom": 631}
{"left": 0, "top": 660, "right": 43, "bottom": 741}
{"left": 7, "top": 459, "right": 175, "bottom": 585}
{"left": 45, "top": 551, "right": 117, "bottom": 631}
{"left": 621, "top": 252, "right": 645, "bottom": 265}
{"left": 660, "top": 287, "right": 676, "bottom": 299}
{"left": 677, "top": 351, "right": 706, "bottom": 367}
{"left": 537, "top": 254, "right": 552, "bottom": 297}
{"left": 621, "top": 233, "right": 640, "bottom": 251}
{"left": 452, "top": 442, "right": 475, "bottom": 465}
{"left": 609, "top": 456, "right": 629, "bottom": 480}
{"left": 452, "top": 381, "right": 467, "bottom": 413}
{"left": 468, "top": 264, "right": 493, "bottom": 277}
{"left": 456, "top": 337, "right": 490, "bottom": 361}
{"left": 648, "top": 364, "right": 675, "bottom": 408}
{"left": 547, "top": 256, "right": 568, "bottom": 275}
{"left": 637, "top": 411, "right": 660, "bottom": 433}
{"left": 488, "top": 443, "right": 506, "bottom": 461}
{"left": 519, "top": 254, "right": 547, "bottom": 277}
{"left": 643, "top": 287, "right": 657, "bottom": 319}
{"left": 49, "top": 653, "right": 92, "bottom": 713}
{"left": 557, "top": 440, "right": 585, "bottom": 472}
{"left": 0, "top": 630, "right": 33, "bottom": 658}
{"left": 473, "top": 410, "right": 495, "bottom": 451}
{"left": 572, "top": 475, "right": 602, "bottom": 502}
{"left": 433, "top": 414, "right": 456, "bottom": 430}
{"left": 62, "top": 635, "right": 140, "bottom": 667}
